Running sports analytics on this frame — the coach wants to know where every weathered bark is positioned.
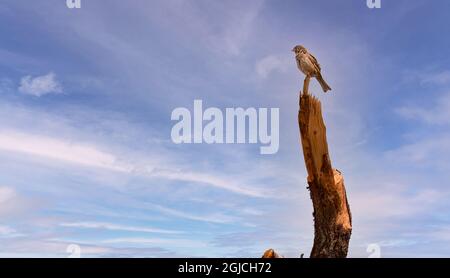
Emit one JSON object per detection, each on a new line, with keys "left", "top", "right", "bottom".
{"left": 298, "top": 92, "right": 352, "bottom": 258}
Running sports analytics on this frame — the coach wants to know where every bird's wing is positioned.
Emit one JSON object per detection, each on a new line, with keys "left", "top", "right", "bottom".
{"left": 308, "top": 53, "right": 321, "bottom": 72}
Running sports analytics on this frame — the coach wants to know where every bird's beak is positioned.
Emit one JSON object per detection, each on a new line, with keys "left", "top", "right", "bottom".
{"left": 291, "top": 48, "right": 295, "bottom": 52}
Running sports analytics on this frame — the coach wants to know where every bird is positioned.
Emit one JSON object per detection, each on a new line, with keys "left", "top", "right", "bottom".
{"left": 292, "top": 45, "right": 331, "bottom": 93}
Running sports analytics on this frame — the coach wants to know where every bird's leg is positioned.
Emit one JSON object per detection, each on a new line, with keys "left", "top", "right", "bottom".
{"left": 303, "top": 76, "right": 311, "bottom": 95}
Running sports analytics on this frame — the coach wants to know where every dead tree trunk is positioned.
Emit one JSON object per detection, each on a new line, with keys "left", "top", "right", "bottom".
{"left": 298, "top": 92, "right": 352, "bottom": 258}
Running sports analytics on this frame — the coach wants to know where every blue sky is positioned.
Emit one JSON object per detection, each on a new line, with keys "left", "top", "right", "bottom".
{"left": 1, "top": 0, "right": 450, "bottom": 257}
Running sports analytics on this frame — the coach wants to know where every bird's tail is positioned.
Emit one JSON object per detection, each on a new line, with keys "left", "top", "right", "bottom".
{"left": 317, "top": 74, "right": 331, "bottom": 93}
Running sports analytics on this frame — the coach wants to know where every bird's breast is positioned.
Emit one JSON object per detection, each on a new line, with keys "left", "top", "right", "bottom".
{"left": 297, "top": 56, "right": 316, "bottom": 76}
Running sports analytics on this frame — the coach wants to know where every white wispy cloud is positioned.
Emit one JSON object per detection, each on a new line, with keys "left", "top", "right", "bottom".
{"left": 212, "top": 0, "right": 264, "bottom": 56}
{"left": 18, "top": 72, "right": 62, "bottom": 96}
{"left": 351, "top": 184, "right": 443, "bottom": 219}
{"left": 129, "top": 0, "right": 264, "bottom": 57}
{"left": 150, "top": 204, "right": 238, "bottom": 224}
{"left": 0, "top": 225, "right": 17, "bottom": 236}
{"left": 152, "top": 170, "right": 270, "bottom": 198}
{"left": 0, "top": 227, "right": 23, "bottom": 239}
{"left": 0, "top": 129, "right": 268, "bottom": 198}
{"left": 0, "top": 129, "right": 129, "bottom": 171}
{"left": 403, "top": 69, "right": 450, "bottom": 86}
{"left": 101, "top": 237, "right": 208, "bottom": 248}
{"left": 384, "top": 134, "right": 450, "bottom": 167}
{"left": 376, "top": 239, "right": 418, "bottom": 248}
{"left": 255, "top": 55, "right": 290, "bottom": 78}
{"left": 60, "top": 222, "right": 183, "bottom": 235}
{"left": 396, "top": 91, "right": 450, "bottom": 125}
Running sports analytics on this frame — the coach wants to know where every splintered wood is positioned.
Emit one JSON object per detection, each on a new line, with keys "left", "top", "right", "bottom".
{"left": 298, "top": 92, "right": 352, "bottom": 258}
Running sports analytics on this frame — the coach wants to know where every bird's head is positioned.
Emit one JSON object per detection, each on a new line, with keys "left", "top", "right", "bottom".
{"left": 292, "top": 45, "right": 306, "bottom": 54}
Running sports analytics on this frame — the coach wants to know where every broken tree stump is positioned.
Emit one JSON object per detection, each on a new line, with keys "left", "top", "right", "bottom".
{"left": 298, "top": 92, "right": 352, "bottom": 258}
